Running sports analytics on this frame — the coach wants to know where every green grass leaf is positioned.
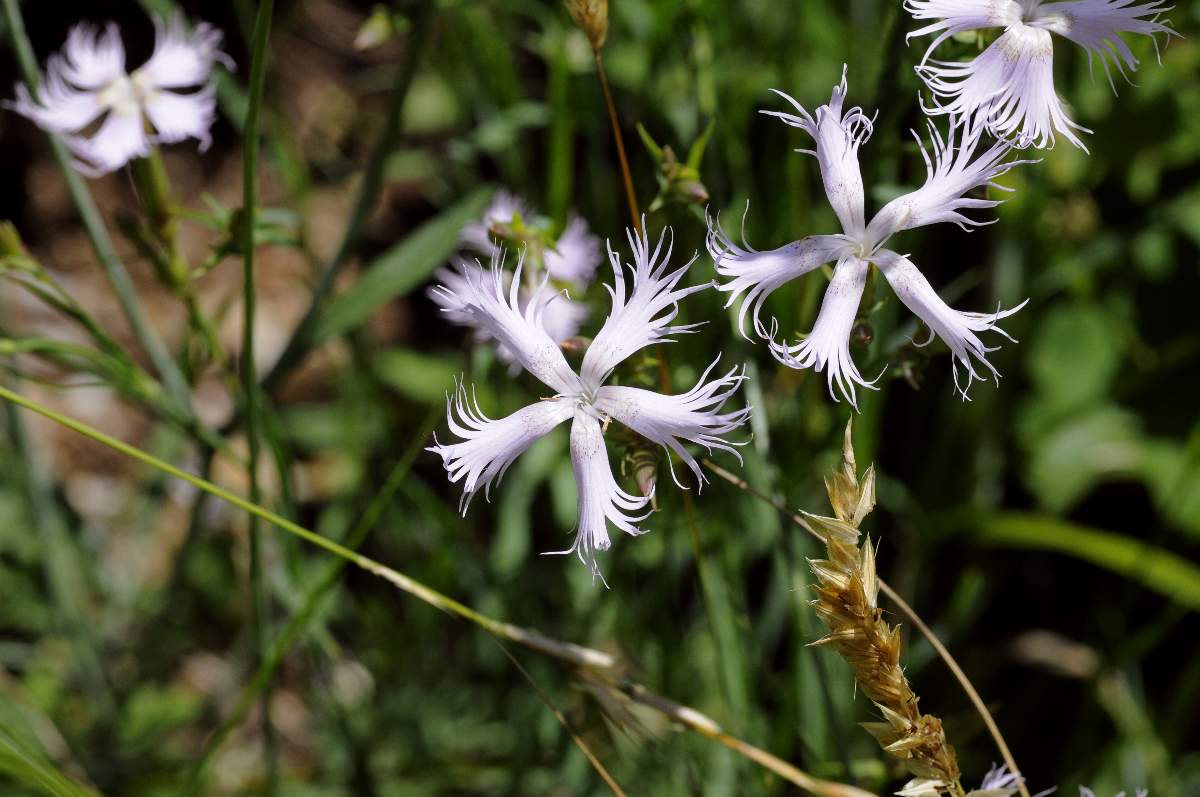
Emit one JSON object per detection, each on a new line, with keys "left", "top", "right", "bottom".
{"left": 0, "top": 711, "right": 100, "bottom": 797}
{"left": 314, "top": 187, "right": 495, "bottom": 343}
{"left": 978, "top": 513, "right": 1200, "bottom": 612}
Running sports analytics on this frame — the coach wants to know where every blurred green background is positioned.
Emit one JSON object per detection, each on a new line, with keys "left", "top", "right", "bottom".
{"left": 1, "top": 0, "right": 1199, "bottom": 795}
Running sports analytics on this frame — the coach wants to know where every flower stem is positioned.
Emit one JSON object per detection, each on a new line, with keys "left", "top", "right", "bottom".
{"left": 592, "top": 47, "right": 641, "bottom": 233}
{"left": 1, "top": 0, "right": 195, "bottom": 420}
{"left": 241, "top": 0, "right": 277, "bottom": 790}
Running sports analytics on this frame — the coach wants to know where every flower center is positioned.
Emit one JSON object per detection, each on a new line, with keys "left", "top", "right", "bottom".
{"left": 98, "top": 71, "right": 158, "bottom": 118}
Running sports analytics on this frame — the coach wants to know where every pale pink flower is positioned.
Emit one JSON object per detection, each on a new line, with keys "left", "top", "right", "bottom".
{"left": 9, "top": 15, "right": 228, "bottom": 176}
{"left": 906, "top": 0, "right": 1177, "bottom": 150}
{"left": 708, "top": 68, "right": 1030, "bottom": 407}
{"left": 430, "top": 225, "right": 749, "bottom": 580}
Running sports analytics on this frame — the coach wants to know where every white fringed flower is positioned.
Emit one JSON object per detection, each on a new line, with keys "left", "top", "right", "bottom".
{"left": 963, "top": 764, "right": 1024, "bottom": 797}
{"left": 906, "top": 0, "right": 1177, "bottom": 151}
{"left": 430, "top": 224, "right": 749, "bottom": 580}
{"left": 433, "top": 197, "right": 603, "bottom": 357}
{"left": 9, "top": 16, "right": 227, "bottom": 176}
{"left": 708, "top": 70, "right": 1030, "bottom": 407}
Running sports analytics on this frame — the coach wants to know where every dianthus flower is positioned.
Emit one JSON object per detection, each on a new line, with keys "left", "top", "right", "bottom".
{"left": 10, "top": 16, "right": 228, "bottom": 176}
{"left": 430, "top": 224, "right": 749, "bottom": 580}
{"left": 906, "top": 0, "right": 1176, "bottom": 150}
{"left": 707, "top": 68, "right": 1031, "bottom": 407}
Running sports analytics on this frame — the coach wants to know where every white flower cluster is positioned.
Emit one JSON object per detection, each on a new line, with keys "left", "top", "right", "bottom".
{"left": 8, "top": 15, "right": 229, "bottom": 176}
{"left": 429, "top": 3, "right": 1173, "bottom": 581}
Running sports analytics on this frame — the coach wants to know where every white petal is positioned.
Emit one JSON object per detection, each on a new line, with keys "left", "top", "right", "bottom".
{"left": 10, "top": 72, "right": 103, "bottom": 135}
{"left": 56, "top": 23, "right": 126, "bottom": 89}
{"left": 707, "top": 208, "right": 851, "bottom": 340}
{"left": 428, "top": 263, "right": 483, "bottom": 328}
{"left": 967, "top": 763, "right": 1023, "bottom": 797}
{"left": 431, "top": 253, "right": 583, "bottom": 395}
{"left": 460, "top": 190, "right": 529, "bottom": 255}
{"left": 904, "top": 0, "right": 1024, "bottom": 63}
{"left": 916, "top": 24, "right": 1091, "bottom": 150}
{"left": 580, "top": 223, "right": 708, "bottom": 389}
{"left": 428, "top": 385, "right": 573, "bottom": 512}
{"left": 763, "top": 66, "right": 873, "bottom": 237}
{"left": 594, "top": 358, "right": 750, "bottom": 488}
{"left": 539, "top": 293, "right": 589, "bottom": 343}
{"left": 544, "top": 410, "right": 652, "bottom": 581}
{"left": 144, "top": 86, "right": 216, "bottom": 149}
{"left": 874, "top": 249, "right": 1025, "bottom": 399}
{"left": 138, "top": 16, "right": 227, "bottom": 90}
{"left": 71, "top": 109, "right": 150, "bottom": 176}
{"left": 1030, "top": 0, "right": 1177, "bottom": 89}
{"left": 865, "top": 122, "right": 1033, "bottom": 244}
{"left": 545, "top": 215, "right": 602, "bottom": 286}
{"left": 769, "top": 256, "right": 878, "bottom": 409}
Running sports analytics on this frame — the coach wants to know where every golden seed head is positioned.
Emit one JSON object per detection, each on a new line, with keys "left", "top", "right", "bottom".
{"left": 807, "top": 420, "right": 961, "bottom": 789}
{"left": 564, "top": 0, "right": 608, "bottom": 49}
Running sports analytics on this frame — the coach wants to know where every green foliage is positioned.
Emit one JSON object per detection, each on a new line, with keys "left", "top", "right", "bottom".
{"left": 0, "top": 0, "right": 1197, "bottom": 795}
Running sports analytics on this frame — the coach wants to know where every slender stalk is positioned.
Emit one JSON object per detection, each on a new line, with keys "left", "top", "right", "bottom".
{"left": 700, "top": 458, "right": 1031, "bottom": 797}
{"left": 592, "top": 48, "right": 640, "bottom": 232}
{"left": 183, "top": 407, "right": 438, "bottom": 795}
{"left": 0, "top": 384, "right": 859, "bottom": 796}
{"left": 241, "top": 0, "right": 277, "bottom": 790}
{"left": 493, "top": 641, "right": 627, "bottom": 796}
{"left": 261, "top": 4, "right": 433, "bottom": 393}
{"left": 1, "top": 0, "right": 194, "bottom": 418}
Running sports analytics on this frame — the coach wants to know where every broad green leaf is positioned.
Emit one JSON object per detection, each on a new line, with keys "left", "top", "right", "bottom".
{"left": 374, "top": 347, "right": 465, "bottom": 405}
{"left": 977, "top": 514, "right": 1200, "bottom": 612}
{"left": 314, "top": 187, "right": 494, "bottom": 342}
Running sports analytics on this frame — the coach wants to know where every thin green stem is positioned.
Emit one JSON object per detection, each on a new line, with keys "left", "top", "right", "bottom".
{"left": 261, "top": 4, "right": 434, "bottom": 392}
{"left": 241, "top": 0, "right": 277, "bottom": 790}
{"left": 183, "top": 407, "right": 438, "bottom": 796}
{"left": 2, "top": 0, "right": 194, "bottom": 419}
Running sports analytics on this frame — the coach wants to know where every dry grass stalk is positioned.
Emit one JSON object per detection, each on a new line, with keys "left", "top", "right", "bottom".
{"left": 807, "top": 421, "right": 964, "bottom": 794}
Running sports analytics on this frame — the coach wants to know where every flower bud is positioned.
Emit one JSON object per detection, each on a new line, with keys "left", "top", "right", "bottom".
{"left": 564, "top": 0, "right": 608, "bottom": 50}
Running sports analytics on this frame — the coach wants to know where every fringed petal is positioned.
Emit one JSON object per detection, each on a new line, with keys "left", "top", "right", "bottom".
{"left": 9, "top": 71, "right": 104, "bottom": 136}
{"left": 544, "top": 411, "right": 653, "bottom": 583}
{"left": 580, "top": 221, "right": 709, "bottom": 389}
{"left": 545, "top": 214, "right": 603, "bottom": 287}
{"left": 865, "top": 122, "right": 1034, "bottom": 244}
{"left": 71, "top": 109, "right": 151, "bottom": 176}
{"left": 769, "top": 256, "right": 878, "bottom": 409}
{"left": 763, "top": 66, "right": 874, "bottom": 237}
{"left": 916, "top": 25, "right": 1092, "bottom": 150}
{"left": 56, "top": 22, "right": 126, "bottom": 89}
{"left": 594, "top": 358, "right": 751, "bottom": 489}
{"left": 904, "top": 0, "right": 1024, "bottom": 63}
{"left": 874, "top": 249, "right": 1026, "bottom": 400}
{"left": 138, "top": 15, "right": 228, "bottom": 90}
{"left": 707, "top": 208, "right": 851, "bottom": 340}
{"left": 428, "top": 385, "right": 573, "bottom": 513}
{"left": 431, "top": 252, "right": 584, "bottom": 395}
{"left": 144, "top": 85, "right": 217, "bottom": 149}
{"left": 1030, "top": 0, "right": 1178, "bottom": 90}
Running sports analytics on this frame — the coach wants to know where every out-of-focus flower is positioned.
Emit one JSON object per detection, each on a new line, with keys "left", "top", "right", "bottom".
{"left": 9, "top": 15, "right": 229, "bottom": 176}
{"left": 708, "top": 68, "right": 1031, "bottom": 408}
{"left": 429, "top": 225, "right": 749, "bottom": 580}
{"left": 430, "top": 193, "right": 603, "bottom": 361}
{"left": 905, "top": 0, "right": 1177, "bottom": 151}
{"left": 1080, "top": 787, "right": 1148, "bottom": 797}
{"left": 963, "top": 764, "right": 1025, "bottom": 797}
